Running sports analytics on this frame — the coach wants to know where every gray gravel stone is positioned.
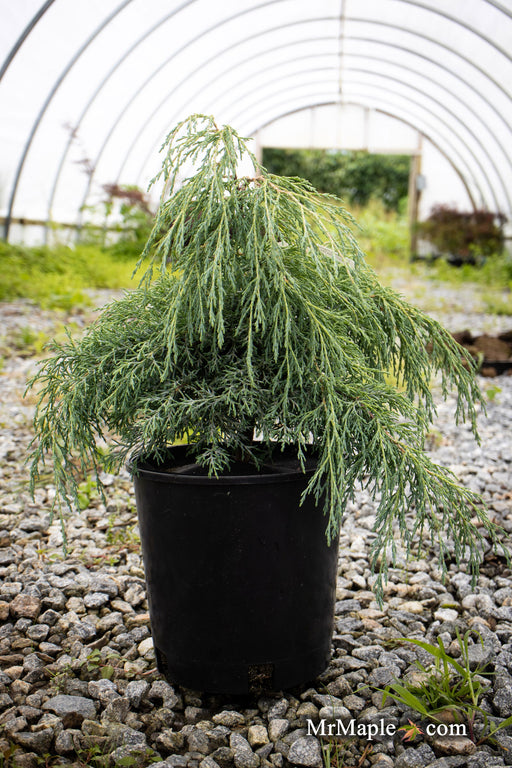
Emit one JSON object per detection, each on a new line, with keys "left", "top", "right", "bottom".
{"left": 395, "top": 743, "right": 436, "bottom": 767}
{"left": 200, "top": 758, "right": 222, "bottom": 768}
{"left": 424, "top": 758, "right": 468, "bottom": 768}
{"left": 0, "top": 549, "right": 17, "bottom": 566}
{"left": 230, "top": 732, "right": 260, "bottom": 768}
{"left": 148, "top": 680, "right": 179, "bottom": 708}
{"left": 494, "top": 684, "right": 512, "bottom": 716}
{"left": 247, "top": 725, "right": 269, "bottom": 748}
{"left": 109, "top": 744, "right": 155, "bottom": 767}
{"left": 211, "top": 746, "right": 235, "bottom": 767}
{"left": 268, "top": 718, "right": 289, "bottom": 742}
{"left": 431, "top": 735, "right": 477, "bottom": 756}
{"left": 104, "top": 722, "right": 147, "bottom": 748}
{"left": 87, "top": 678, "right": 119, "bottom": 705}
{"left": 10, "top": 594, "right": 41, "bottom": 619}
{"left": 43, "top": 694, "right": 96, "bottom": 727}
{"left": 267, "top": 698, "right": 289, "bottom": 720}
{"left": 467, "top": 643, "right": 495, "bottom": 670}
{"left": 13, "top": 729, "right": 54, "bottom": 753}
{"left": 101, "top": 695, "right": 130, "bottom": 723}
{"left": 186, "top": 726, "right": 211, "bottom": 754}
{"left": 287, "top": 736, "right": 323, "bottom": 768}
{"left": 153, "top": 730, "right": 185, "bottom": 752}
{"left": 318, "top": 705, "right": 351, "bottom": 722}
{"left": 368, "top": 665, "right": 401, "bottom": 687}
{"left": 89, "top": 576, "right": 119, "bottom": 597}
{"left": 467, "top": 754, "right": 507, "bottom": 767}
{"left": 372, "top": 756, "right": 394, "bottom": 768}
{"left": 165, "top": 757, "right": 189, "bottom": 768}
{"left": 54, "top": 728, "right": 82, "bottom": 755}
{"left": 125, "top": 679, "right": 149, "bottom": 708}
{"left": 213, "top": 710, "right": 246, "bottom": 728}
{"left": 83, "top": 592, "right": 110, "bottom": 609}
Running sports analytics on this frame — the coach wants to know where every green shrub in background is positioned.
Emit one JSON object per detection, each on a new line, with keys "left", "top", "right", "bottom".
{"left": 429, "top": 253, "right": 512, "bottom": 290}
{"left": 262, "top": 147, "right": 410, "bottom": 211}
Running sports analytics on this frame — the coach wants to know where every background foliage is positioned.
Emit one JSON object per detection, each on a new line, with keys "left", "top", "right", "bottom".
{"left": 0, "top": 241, "right": 136, "bottom": 309}
{"left": 80, "top": 183, "right": 155, "bottom": 259}
{"left": 262, "top": 147, "right": 410, "bottom": 211}
{"left": 417, "top": 204, "right": 506, "bottom": 263}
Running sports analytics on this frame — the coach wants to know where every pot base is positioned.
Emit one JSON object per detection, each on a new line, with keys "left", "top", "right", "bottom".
{"left": 154, "top": 642, "right": 331, "bottom": 694}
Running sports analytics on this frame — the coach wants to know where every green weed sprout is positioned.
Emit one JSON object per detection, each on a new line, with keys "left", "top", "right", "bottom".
{"left": 381, "top": 632, "right": 512, "bottom": 744}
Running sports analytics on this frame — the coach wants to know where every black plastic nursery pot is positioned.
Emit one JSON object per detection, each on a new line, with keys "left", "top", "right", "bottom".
{"left": 130, "top": 445, "right": 340, "bottom": 695}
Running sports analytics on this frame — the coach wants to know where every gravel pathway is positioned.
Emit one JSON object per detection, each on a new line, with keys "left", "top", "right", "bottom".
{"left": 0, "top": 282, "right": 511, "bottom": 768}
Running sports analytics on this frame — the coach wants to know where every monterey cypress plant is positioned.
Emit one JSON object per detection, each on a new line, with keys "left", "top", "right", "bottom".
{"left": 28, "top": 115, "right": 505, "bottom": 601}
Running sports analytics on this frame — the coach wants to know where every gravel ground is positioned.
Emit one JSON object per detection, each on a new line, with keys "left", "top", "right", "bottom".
{"left": 0, "top": 282, "right": 511, "bottom": 768}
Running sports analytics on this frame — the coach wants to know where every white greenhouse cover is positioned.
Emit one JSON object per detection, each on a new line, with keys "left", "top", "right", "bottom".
{"left": 0, "top": 0, "right": 511, "bottom": 242}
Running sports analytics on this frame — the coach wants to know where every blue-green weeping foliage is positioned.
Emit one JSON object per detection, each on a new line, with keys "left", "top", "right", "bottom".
{"left": 27, "top": 115, "right": 507, "bottom": 601}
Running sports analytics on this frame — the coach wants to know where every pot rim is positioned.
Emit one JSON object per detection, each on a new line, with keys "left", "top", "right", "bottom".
{"left": 127, "top": 444, "right": 318, "bottom": 486}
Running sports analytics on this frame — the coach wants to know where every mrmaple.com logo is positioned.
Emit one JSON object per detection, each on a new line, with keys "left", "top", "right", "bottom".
{"left": 307, "top": 717, "right": 467, "bottom": 741}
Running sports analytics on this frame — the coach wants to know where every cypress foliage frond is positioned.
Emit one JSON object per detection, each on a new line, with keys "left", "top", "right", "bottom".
{"left": 27, "top": 114, "right": 508, "bottom": 600}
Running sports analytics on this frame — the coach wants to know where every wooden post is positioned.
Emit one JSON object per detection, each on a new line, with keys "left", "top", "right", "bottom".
{"left": 408, "top": 134, "right": 424, "bottom": 259}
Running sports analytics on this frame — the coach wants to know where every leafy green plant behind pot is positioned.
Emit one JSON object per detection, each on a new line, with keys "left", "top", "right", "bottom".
{"left": 27, "top": 114, "right": 507, "bottom": 602}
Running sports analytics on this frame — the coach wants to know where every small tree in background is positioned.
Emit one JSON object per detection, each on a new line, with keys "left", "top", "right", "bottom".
{"left": 417, "top": 204, "right": 506, "bottom": 264}
{"left": 101, "top": 183, "right": 155, "bottom": 258}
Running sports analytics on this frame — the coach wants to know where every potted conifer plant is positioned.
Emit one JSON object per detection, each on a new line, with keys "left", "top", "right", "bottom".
{"left": 28, "top": 115, "right": 505, "bottom": 694}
